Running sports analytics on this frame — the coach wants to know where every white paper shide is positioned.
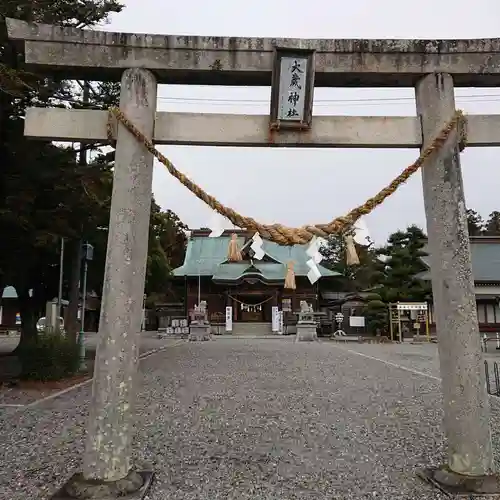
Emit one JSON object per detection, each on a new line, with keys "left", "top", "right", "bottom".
{"left": 306, "top": 236, "right": 323, "bottom": 284}
{"left": 250, "top": 232, "right": 265, "bottom": 260}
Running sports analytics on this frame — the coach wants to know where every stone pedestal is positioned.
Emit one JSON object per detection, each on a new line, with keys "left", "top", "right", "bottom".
{"left": 295, "top": 301, "right": 318, "bottom": 342}
{"left": 295, "top": 322, "right": 318, "bottom": 342}
{"left": 189, "top": 323, "right": 212, "bottom": 341}
{"left": 189, "top": 301, "right": 212, "bottom": 341}
{"left": 51, "top": 470, "right": 154, "bottom": 500}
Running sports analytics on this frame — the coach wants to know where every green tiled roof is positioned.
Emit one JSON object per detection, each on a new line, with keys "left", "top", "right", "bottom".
{"left": 419, "top": 239, "right": 500, "bottom": 282}
{"left": 173, "top": 234, "right": 339, "bottom": 281}
{"left": 212, "top": 263, "right": 250, "bottom": 281}
{"left": 213, "top": 262, "right": 289, "bottom": 282}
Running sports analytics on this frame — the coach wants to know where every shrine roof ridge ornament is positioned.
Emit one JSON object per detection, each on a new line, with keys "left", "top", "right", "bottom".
{"left": 7, "top": 18, "right": 500, "bottom": 86}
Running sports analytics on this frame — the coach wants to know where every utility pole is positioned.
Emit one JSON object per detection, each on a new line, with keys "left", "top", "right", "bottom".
{"left": 57, "top": 236, "right": 65, "bottom": 320}
{"left": 79, "top": 242, "right": 93, "bottom": 369}
{"left": 67, "top": 82, "right": 90, "bottom": 341}
{"left": 76, "top": 82, "right": 91, "bottom": 367}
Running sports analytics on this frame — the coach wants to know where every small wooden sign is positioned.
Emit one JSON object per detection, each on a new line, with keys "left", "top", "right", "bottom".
{"left": 349, "top": 316, "right": 366, "bottom": 328}
{"left": 270, "top": 48, "right": 315, "bottom": 130}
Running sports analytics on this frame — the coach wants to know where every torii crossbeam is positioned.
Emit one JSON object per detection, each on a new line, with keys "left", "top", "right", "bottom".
{"left": 23, "top": 107, "right": 500, "bottom": 148}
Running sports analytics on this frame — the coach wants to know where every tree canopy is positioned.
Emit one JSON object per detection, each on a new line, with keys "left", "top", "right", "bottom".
{"left": 0, "top": 1, "right": 126, "bottom": 343}
{"left": 374, "top": 225, "right": 430, "bottom": 303}
{"left": 0, "top": 2, "right": 188, "bottom": 344}
{"left": 320, "top": 225, "right": 431, "bottom": 302}
{"left": 466, "top": 209, "right": 500, "bottom": 237}
{"left": 145, "top": 202, "right": 188, "bottom": 305}
{"left": 484, "top": 211, "right": 500, "bottom": 236}
{"left": 320, "top": 231, "right": 379, "bottom": 292}
{"left": 466, "top": 209, "right": 485, "bottom": 236}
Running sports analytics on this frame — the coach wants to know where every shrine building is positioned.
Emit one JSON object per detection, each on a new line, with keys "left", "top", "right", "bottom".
{"left": 172, "top": 229, "right": 339, "bottom": 334}
{"left": 419, "top": 236, "right": 500, "bottom": 333}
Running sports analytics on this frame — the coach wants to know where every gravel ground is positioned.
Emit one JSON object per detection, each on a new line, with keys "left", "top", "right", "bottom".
{"left": 0, "top": 333, "right": 180, "bottom": 406}
{"left": 333, "top": 340, "right": 500, "bottom": 379}
{"left": 0, "top": 331, "right": 174, "bottom": 355}
{"left": 1, "top": 339, "right": 500, "bottom": 499}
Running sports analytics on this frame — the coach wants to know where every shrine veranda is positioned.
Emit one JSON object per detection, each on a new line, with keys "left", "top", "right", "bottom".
{"left": 6, "top": 16, "right": 500, "bottom": 492}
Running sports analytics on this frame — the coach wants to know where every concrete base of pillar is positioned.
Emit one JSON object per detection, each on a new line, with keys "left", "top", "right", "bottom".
{"left": 295, "top": 323, "right": 318, "bottom": 342}
{"left": 51, "top": 470, "right": 154, "bottom": 499}
{"left": 418, "top": 467, "right": 500, "bottom": 496}
{"left": 189, "top": 324, "right": 212, "bottom": 341}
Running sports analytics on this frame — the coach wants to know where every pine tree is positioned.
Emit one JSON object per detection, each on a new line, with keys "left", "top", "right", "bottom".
{"left": 466, "top": 209, "right": 485, "bottom": 236}
{"left": 484, "top": 211, "right": 500, "bottom": 236}
{"left": 376, "top": 225, "right": 430, "bottom": 303}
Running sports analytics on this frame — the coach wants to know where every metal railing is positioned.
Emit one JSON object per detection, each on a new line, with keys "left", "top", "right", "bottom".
{"left": 481, "top": 333, "right": 500, "bottom": 352}
{"left": 484, "top": 360, "right": 500, "bottom": 397}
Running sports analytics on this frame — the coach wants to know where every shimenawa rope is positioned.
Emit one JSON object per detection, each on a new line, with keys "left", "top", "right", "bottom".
{"left": 106, "top": 108, "right": 467, "bottom": 246}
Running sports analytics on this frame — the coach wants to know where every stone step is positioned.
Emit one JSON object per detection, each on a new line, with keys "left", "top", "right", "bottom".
{"left": 231, "top": 322, "right": 273, "bottom": 336}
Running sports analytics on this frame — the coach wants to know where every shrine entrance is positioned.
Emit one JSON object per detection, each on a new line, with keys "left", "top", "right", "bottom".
{"left": 7, "top": 16, "right": 500, "bottom": 493}
{"left": 234, "top": 294, "right": 272, "bottom": 323}
{"left": 239, "top": 302, "right": 264, "bottom": 322}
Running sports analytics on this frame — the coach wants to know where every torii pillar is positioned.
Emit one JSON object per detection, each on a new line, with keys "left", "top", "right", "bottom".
{"left": 61, "top": 68, "right": 158, "bottom": 498}
{"left": 416, "top": 73, "right": 496, "bottom": 492}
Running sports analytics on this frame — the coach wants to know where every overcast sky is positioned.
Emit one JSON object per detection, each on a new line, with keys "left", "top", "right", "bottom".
{"left": 103, "top": 0, "right": 500, "bottom": 244}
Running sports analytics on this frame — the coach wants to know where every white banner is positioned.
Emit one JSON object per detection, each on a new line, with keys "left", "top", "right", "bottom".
{"left": 278, "top": 311, "right": 284, "bottom": 335}
{"left": 225, "top": 306, "right": 233, "bottom": 332}
{"left": 272, "top": 306, "right": 279, "bottom": 332}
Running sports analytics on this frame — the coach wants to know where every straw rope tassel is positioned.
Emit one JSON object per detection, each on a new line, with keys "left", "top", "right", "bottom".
{"left": 345, "top": 235, "right": 360, "bottom": 266}
{"left": 227, "top": 233, "right": 243, "bottom": 262}
{"left": 284, "top": 261, "right": 296, "bottom": 290}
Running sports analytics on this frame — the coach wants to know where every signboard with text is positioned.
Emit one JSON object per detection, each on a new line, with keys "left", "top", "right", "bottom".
{"left": 272, "top": 306, "right": 279, "bottom": 332}
{"left": 270, "top": 49, "right": 315, "bottom": 130}
{"left": 349, "top": 316, "right": 366, "bottom": 328}
{"left": 225, "top": 306, "right": 233, "bottom": 332}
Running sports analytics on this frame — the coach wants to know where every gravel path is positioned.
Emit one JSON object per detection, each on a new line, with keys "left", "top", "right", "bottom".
{"left": 1, "top": 339, "right": 500, "bottom": 499}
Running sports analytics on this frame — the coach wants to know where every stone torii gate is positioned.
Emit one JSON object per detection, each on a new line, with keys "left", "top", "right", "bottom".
{"left": 7, "top": 18, "right": 500, "bottom": 497}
